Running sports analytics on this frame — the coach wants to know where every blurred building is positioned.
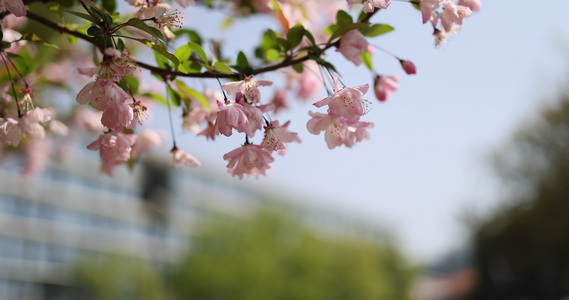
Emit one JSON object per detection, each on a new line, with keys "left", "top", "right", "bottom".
{"left": 0, "top": 149, "right": 387, "bottom": 300}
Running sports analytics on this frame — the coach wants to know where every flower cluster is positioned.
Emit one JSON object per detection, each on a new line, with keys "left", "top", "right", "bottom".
{"left": 420, "top": 0, "right": 481, "bottom": 46}
{"left": 307, "top": 73, "right": 373, "bottom": 149}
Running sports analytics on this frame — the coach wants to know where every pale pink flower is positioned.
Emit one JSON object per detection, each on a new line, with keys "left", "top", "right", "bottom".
{"left": 238, "top": 101, "right": 273, "bottom": 137}
{"left": 347, "top": 0, "right": 390, "bottom": 13}
{"left": 183, "top": 88, "right": 220, "bottom": 133}
{"left": 101, "top": 100, "right": 135, "bottom": 130}
{"left": 223, "top": 143, "right": 274, "bottom": 179}
{"left": 170, "top": 147, "right": 200, "bottom": 167}
{"left": 420, "top": 0, "right": 440, "bottom": 24}
{"left": 270, "top": 90, "right": 288, "bottom": 114}
{"left": 336, "top": 30, "right": 369, "bottom": 66}
{"left": 175, "top": 0, "right": 196, "bottom": 8}
{"left": 0, "top": 0, "right": 26, "bottom": 17}
{"left": 297, "top": 62, "right": 323, "bottom": 100}
{"left": 76, "top": 77, "right": 130, "bottom": 111}
{"left": 439, "top": 1, "right": 471, "bottom": 32}
{"left": 0, "top": 108, "right": 47, "bottom": 146}
{"left": 457, "top": 0, "right": 480, "bottom": 13}
{"left": 221, "top": 76, "right": 273, "bottom": 103}
{"left": 374, "top": 74, "right": 398, "bottom": 102}
{"left": 343, "top": 119, "right": 374, "bottom": 148}
{"left": 87, "top": 129, "right": 136, "bottom": 175}
{"left": 153, "top": 6, "right": 182, "bottom": 28}
{"left": 261, "top": 120, "right": 301, "bottom": 152}
{"left": 213, "top": 100, "right": 249, "bottom": 137}
{"left": 400, "top": 60, "right": 417, "bottom": 75}
{"left": 72, "top": 107, "right": 104, "bottom": 133}
{"left": 313, "top": 73, "right": 369, "bottom": 121}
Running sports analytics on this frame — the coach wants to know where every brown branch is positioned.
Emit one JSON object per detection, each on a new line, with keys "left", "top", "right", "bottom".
{"left": 24, "top": 7, "right": 375, "bottom": 80}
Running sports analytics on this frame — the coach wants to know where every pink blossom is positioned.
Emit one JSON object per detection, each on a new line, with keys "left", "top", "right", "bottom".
{"left": 130, "top": 130, "right": 163, "bottom": 160}
{"left": 221, "top": 76, "right": 273, "bottom": 103}
{"left": 76, "top": 77, "right": 130, "bottom": 111}
{"left": 170, "top": 147, "right": 200, "bottom": 167}
{"left": 420, "top": 0, "right": 440, "bottom": 24}
{"left": 261, "top": 120, "right": 301, "bottom": 152}
{"left": 336, "top": 30, "right": 369, "bottom": 66}
{"left": 238, "top": 101, "right": 273, "bottom": 137}
{"left": 213, "top": 100, "right": 249, "bottom": 137}
{"left": 313, "top": 73, "right": 369, "bottom": 121}
{"left": 175, "top": 0, "right": 196, "bottom": 7}
{"left": 270, "top": 90, "right": 289, "bottom": 114}
{"left": 439, "top": 1, "right": 472, "bottom": 32}
{"left": 400, "top": 60, "right": 417, "bottom": 75}
{"left": 183, "top": 88, "right": 220, "bottom": 133}
{"left": 374, "top": 74, "right": 399, "bottom": 102}
{"left": 87, "top": 129, "right": 136, "bottom": 175}
{"left": 0, "top": 108, "right": 47, "bottom": 146}
{"left": 457, "top": 0, "right": 480, "bottom": 13}
{"left": 101, "top": 100, "right": 135, "bottom": 130}
{"left": 343, "top": 119, "right": 374, "bottom": 148}
{"left": 347, "top": 0, "right": 390, "bottom": 13}
{"left": 307, "top": 112, "right": 372, "bottom": 149}
{"left": 0, "top": 0, "right": 26, "bottom": 17}
{"left": 21, "top": 137, "right": 48, "bottom": 178}
{"left": 223, "top": 143, "right": 274, "bottom": 179}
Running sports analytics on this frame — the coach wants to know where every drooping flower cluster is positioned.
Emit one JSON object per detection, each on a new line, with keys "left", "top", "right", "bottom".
{"left": 420, "top": 0, "right": 481, "bottom": 46}
{"left": 307, "top": 73, "right": 373, "bottom": 149}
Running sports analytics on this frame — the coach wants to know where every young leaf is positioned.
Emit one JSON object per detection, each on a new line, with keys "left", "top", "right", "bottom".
{"left": 175, "top": 44, "right": 193, "bottom": 62}
{"left": 287, "top": 24, "right": 305, "bottom": 49}
{"left": 188, "top": 42, "right": 208, "bottom": 65}
{"left": 124, "top": 18, "right": 166, "bottom": 44}
{"left": 20, "top": 33, "right": 60, "bottom": 49}
{"left": 292, "top": 63, "right": 304, "bottom": 73}
{"left": 174, "top": 80, "right": 211, "bottom": 110}
{"left": 265, "top": 48, "right": 282, "bottom": 62}
{"left": 63, "top": 10, "right": 100, "bottom": 24}
{"left": 167, "top": 86, "right": 182, "bottom": 107}
{"left": 271, "top": 0, "right": 289, "bottom": 34}
{"left": 362, "top": 24, "right": 395, "bottom": 37}
{"left": 236, "top": 51, "right": 250, "bottom": 69}
{"left": 328, "top": 23, "right": 368, "bottom": 43}
{"left": 336, "top": 10, "right": 353, "bottom": 26}
{"left": 214, "top": 61, "right": 233, "bottom": 74}
{"left": 101, "top": 0, "right": 117, "bottom": 13}
{"left": 361, "top": 51, "right": 373, "bottom": 70}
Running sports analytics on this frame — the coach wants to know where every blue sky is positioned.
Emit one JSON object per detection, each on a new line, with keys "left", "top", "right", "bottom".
{"left": 146, "top": 1, "right": 569, "bottom": 263}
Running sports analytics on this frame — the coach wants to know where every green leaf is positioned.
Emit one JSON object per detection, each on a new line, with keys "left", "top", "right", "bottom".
{"left": 361, "top": 24, "right": 394, "bottom": 37}
{"left": 142, "top": 92, "right": 168, "bottom": 106}
{"left": 188, "top": 42, "right": 208, "bottom": 65}
{"left": 236, "top": 51, "right": 249, "bottom": 69}
{"left": 124, "top": 18, "right": 166, "bottom": 44}
{"left": 287, "top": 24, "right": 305, "bottom": 49}
{"left": 214, "top": 61, "right": 233, "bottom": 74}
{"left": 220, "top": 17, "right": 233, "bottom": 30}
{"left": 117, "top": 76, "right": 140, "bottom": 94}
{"left": 303, "top": 30, "right": 316, "bottom": 46}
{"left": 275, "top": 37, "right": 291, "bottom": 52}
{"left": 87, "top": 25, "right": 104, "bottom": 37}
{"left": 175, "top": 44, "right": 193, "bottom": 62}
{"left": 101, "top": 0, "right": 117, "bottom": 13}
{"left": 150, "top": 44, "right": 180, "bottom": 69}
{"left": 265, "top": 49, "right": 281, "bottom": 62}
{"left": 174, "top": 80, "right": 211, "bottom": 110}
{"left": 63, "top": 10, "right": 100, "bottom": 24}
{"left": 20, "top": 33, "right": 60, "bottom": 49}
{"left": 292, "top": 63, "right": 304, "bottom": 73}
{"left": 361, "top": 51, "right": 373, "bottom": 70}
{"left": 167, "top": 86, "right": 181, "bottom": 107}
{"left": 328, "top": 22, "right": 368, "bottom": 43}
{"left": 8, "top": 51, "right": 34, "bottom": 77}
{"left": 116, "top": 38, "right": 125, "bottom": 51}
{"left": 173, "top": 29, "right": 202, "bottom": 45}
{"left": 336, "top": 10, "right": 353, "bottom": 26}
{"left": 411, "top": 2, "right": 420, "bottom": 10}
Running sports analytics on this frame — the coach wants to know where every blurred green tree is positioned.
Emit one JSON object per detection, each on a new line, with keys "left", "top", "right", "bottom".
{"left": 170, "top": 210, "right": 414, "bottom": 300}
{"left": 471, "top": 92, "right": 569, "bottom": 299}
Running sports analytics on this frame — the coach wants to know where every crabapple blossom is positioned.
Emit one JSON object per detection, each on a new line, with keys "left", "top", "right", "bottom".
{"left": 261, "top": 120, "right": 301, "bottom": 152}
{"left": 336, "top": 30, "right": 369, "bottom": 66}
{"left": 237, "top": 99, "right": 273, "bottom": 137}
{"left": 100, "top": 100, "right": 135, "bottom": 130}
{"left": 313, "top": 73, "right": 369, "bottom": 121}
{"left": 347, "top": 0, "right": 390, "bottom": 13}
{"left": 87, "top": 129, "right": 137, "bottom": 175}
{"left": 374, "top": 74, "right": 399, "bottom": 102}
{"left": 0, "top": 0, "right": 26, "bottom": 17}
{"left": 270, "top": 90, "right": 288, "bottom": 114}
{"left": 420, "top": 0, "right": 440, "bottom": 24}
{"left": 223, "top": 143, "right": 274, "bottom": 179}
{"left": 76, "top": 77, "right": 131, "bottom": 111}
{"left": 0, "top": 108, "right": 48, "bottom": 146}
{"left": 400, "top": 60, "right": 417, "bottom": 75}
{"left": 214, "top": 100, "right": 249, "bottom": 137}
{"left": 170, "top": 147, "right": 200, "bottom": 167}
{"left": 175, "top": 0, "right": 196, "bottom": 8}
{"left": 439, "top": 1, "right": 472, "bottom": 32}
{"left": 221, "top": 76, "right": 273, "bottom": 103}
{"left": 458, "top": 0, "right": 481, "bottom": 12}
